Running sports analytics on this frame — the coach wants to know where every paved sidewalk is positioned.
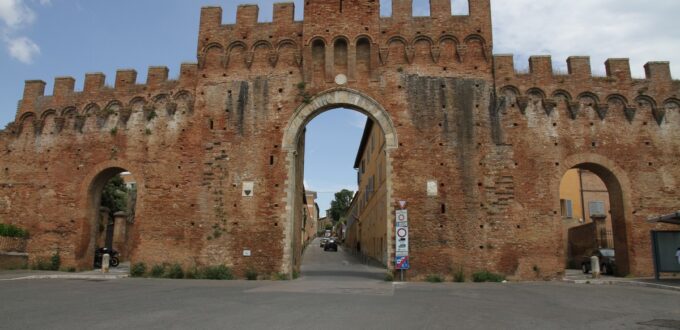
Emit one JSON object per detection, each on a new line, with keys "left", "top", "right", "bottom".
{"left": 0, "top": 262, "right": 129, "bottom": 280}
{"left": 562, "top": 268, "right": 680, "bottom": 292}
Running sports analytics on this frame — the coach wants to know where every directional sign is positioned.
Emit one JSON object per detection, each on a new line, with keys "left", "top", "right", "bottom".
{"left": 395, "top": 210, "right": 409, "bottom": 255}
{"left": 396, "top": 256, "right": 410, "bottom": 270}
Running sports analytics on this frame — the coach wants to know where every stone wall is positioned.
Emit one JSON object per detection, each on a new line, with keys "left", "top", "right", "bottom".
{"left": 0, "top": 1, "right": 678, "bottom": 279}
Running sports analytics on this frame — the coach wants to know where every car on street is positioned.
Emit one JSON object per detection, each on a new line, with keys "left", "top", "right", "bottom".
{"left": 323, "top": 238, "right": 338, "bottom": 252}
{"left": 581, "top": 248, "right": 615, "bottom": 275}
{"left": 320, "top": 238, "right": 329, "bottom": 247}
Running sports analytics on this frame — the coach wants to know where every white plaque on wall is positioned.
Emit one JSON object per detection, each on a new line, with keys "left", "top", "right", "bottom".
{"left": 242, "top": 181, "right": 254, "bottom": 197}
{"left": 427, "top": 180, "right": 438, "bottom": 197}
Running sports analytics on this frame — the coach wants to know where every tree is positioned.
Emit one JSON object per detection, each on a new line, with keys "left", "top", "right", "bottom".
{"left": 101, "top": 175, "right": 128, "bottom": 215}
{"left": 329, "top": 189, "right": 354, "bottom": 222}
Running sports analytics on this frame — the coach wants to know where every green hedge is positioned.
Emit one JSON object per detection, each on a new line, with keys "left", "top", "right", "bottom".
{"left": 0, "top": 223, "right": 29, "bottom": 239}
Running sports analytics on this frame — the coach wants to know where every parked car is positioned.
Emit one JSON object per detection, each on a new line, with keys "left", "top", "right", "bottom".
{"left": 323, "top": 238, "right": 338, "bottom": 252}
{"left": 320, "top": 238, "right": 329, "bottom": 247}
{"left": 581, "top": 248, "right": 615, "bottom": 275}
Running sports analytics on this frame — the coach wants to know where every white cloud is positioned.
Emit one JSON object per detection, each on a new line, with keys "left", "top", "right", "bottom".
{"left": 0, "top": 0, "right": 35, "bottom": 29}
{"left": 6, "top": 35, "right": 38, "bottom": 63}
{"left": 491, "top": 0, "right": 680, "bottom": 78}
{"left": 0, "top": 0, "right": 48, "bottom": 64}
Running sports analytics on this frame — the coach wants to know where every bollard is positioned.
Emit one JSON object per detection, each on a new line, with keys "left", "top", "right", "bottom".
{"left": 590, "top": 255, "right": 600, "bottom": 279}
{"left": 102, "top": 253, "right": 110, "bottom": 273}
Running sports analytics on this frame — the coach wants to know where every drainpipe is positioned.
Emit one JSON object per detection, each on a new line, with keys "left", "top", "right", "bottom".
{"left": 578, "top": 169, "right": 587, "bottom": 223}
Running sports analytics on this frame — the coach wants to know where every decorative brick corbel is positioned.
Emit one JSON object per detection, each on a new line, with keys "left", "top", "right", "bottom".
{"left": 543, "top": 98, "right": 557, "bottom": 116}
{"left": 54, "top": 117, "right": 65, "bottom": 133}
{"left": 378, "top": 47, "right": 389, "bottom": 65}
{"left": 244, "top": 51, "right": 254, "bottom": 68}
{"left": 652, "top": 107, "right": 666, "bottom": 125}
{"left": 166, "top": 102, "right": 178, "bottom": 117}
{"left": 456, "top": 45, "right": 467, "bottom": 63}
{"left": 595, "top": 103, "right": 609, "bottom": 120}
{"left": 268, "top": 51, "right": 279, "bottom": 67}
{"left": 75, "top": 115, "right": 85, "bottom": 133}
{"left": 33, "top": 119, "right": 44, "bottom": 135}
{"left": 516, "top": 96, "right": 529, "bottom": 114}
{"left": 294, "top": 50, "right": 303, "bottom": 67}
{"left": 430, "top": 46, "right": 441, "bottom": 63}
{"left": 119, "top": 107, "right": 132, "bottom": 124}
{"left": 567, "top": 101, "right": 580, "bottom": 119}
{"left": 624, "top": 106, "right": 637, "bottom": 123}
{"left": 405, "top": 46, "right": 415, "bottom": 64}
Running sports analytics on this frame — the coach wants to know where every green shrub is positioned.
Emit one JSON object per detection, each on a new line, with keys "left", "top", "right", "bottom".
{"left": 384, "top": 272, "right": 394, "bottom": 282}
{"left": 425, "top": 274, "right": 443, "bottom": 283}
{"left": 130, "top": 262, "right": 147, "bottom": 277}
{"left": 199, "top": 265, "right": 233, "bottom": 280}
{"left": 292, "top": 271, "right": 300, "bottom": 279}
{"left": 66, "top": 267, "right": 76, "bottom": 273}
{"left": 165, "top": 264, "right": 184, "bottom": 279}
{"left": 472, "top": 270, "right": 505, "bottom": 283}
{"left": 274, "top": 272, "right": 289, "bottom": 281}
{"left": 150, "top": 264, "right": 166, "bottom": 278}
{"left": 50, "top": 251, "right": 61, "bottom": 271}
{"left": 245, "top": 269, "right": 258, "bottom": 280}
{"left": 32, "top": 258, "right": 52, "bottom": 271}
{"left": 0, "top": 223, "right": 29, "bottom": 238}
{"left": 110, "top": 127, "right": 117, "bottom": 135}
{"left": 453, "top": 268, "right": 466, "bottom": 283}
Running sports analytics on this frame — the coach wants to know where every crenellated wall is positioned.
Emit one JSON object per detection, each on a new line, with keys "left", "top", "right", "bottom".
{"left": 0, "top": 1, "right": 678, "bottom": 280}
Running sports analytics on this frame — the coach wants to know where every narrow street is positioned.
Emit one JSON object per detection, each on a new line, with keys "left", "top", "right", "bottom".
{"left": 300, "top": 238, "right": 386, "bottom": 281}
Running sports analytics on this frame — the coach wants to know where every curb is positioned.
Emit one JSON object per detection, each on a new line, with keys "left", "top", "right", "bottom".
{"left": 563, "top": 278, "right": 680, "bottom": 292}
{"left": 0, "top": 273, "right": 128, "bottom": 281}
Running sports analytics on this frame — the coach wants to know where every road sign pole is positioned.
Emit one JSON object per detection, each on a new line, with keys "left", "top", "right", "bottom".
{"left": 400, "top": 269, "right": 404, "bottom": 282}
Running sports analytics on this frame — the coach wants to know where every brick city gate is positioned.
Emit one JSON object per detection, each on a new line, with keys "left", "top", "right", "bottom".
{"left": 0, "top": 1, "right": 678, "bottom": 279}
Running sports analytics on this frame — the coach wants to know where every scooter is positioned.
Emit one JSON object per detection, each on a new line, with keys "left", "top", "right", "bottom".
{"left": 93, "top": 247, "right": 120, "bottom": 268}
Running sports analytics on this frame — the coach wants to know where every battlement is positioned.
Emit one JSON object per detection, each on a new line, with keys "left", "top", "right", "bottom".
{"left": 15, "top": 63, "right": 198, "bottom": 122}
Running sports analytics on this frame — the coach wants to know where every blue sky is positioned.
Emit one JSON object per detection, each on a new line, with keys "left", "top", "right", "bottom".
{"left": 1, "top": 0, "right": 679, "bottom": 215}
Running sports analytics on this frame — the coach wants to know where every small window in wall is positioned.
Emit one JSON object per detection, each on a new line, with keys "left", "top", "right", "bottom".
{"left": 452, "top": 0, "right": 470, "bottom": 16}
{"left": 560, "top": 199, "right": 573, "bottom": 218}
{"left": 589, "top": 201, "right": 605, "bottom": 217}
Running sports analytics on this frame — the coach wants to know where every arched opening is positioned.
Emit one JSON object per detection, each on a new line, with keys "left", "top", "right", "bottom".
{"left": 282, "top": 88, "right": 398, "bottom": 278}
{"left": 355, "top": 38, "right": 371, "bottom": 81}
{"left": 559, "top": 162, "right": 630, "bottom": 276}
{"left": 311, "top": 39, "right": 326, "bottom": 85}
{"left": 80, "top": 167, "right": 138, "bottom": 270}
{"left": 333, "top": 38, "right": 348, "bottom": 77}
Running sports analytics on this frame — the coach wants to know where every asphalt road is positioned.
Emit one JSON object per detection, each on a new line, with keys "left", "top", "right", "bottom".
{"left": 1, "top": 238, "right": 679, "bottom": 330}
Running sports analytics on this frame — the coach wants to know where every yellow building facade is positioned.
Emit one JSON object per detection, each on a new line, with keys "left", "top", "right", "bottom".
{"left": 345, "top": 119, "right": 388, "bottom": 266}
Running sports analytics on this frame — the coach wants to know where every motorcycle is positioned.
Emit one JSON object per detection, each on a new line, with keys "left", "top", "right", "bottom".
{"left": 93, "top": 247, "right": 120, "bottom": 268}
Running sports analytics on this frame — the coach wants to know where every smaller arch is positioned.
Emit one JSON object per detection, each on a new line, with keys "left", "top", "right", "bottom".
{"left": 128, "top": 96, "right": 146, "bottom": 107}
{"left": 61, "top": 106, "right": 77, "bottom": 117}
{"left": 438, "top": 34, "right": 460, "bottom": 46}
{"left": 386, "top": 35, "right": 408, "bottom": 47}
{"left": 152, "top": 93, "right": 171, "bottom": 104}
{"left": 606, "top": 94, "right": 628, "bottom": 105}
{"left": 331, "top": 35, "right": 350, "bottom": 45}
{"left": 276, "top": 38, "right": 298, "bottom": 51}
{"left": 500, "top": 85, "right": 520, "bottom": 97}
{"left": 526, "top": 87, "right": 546, "bottom": 99}
{"left": 251, "top": 40, "right": 273, "bottom": 52}
{"left": 104, "top": 100, "right": 123, "bottom": 110}
{"left": 663, "top": 97, "right": 680, "bottom": 111}
{"left": 82, "top": 103, "right": 100, "bottom": 116}
{"left": 463, "top": 34, "right": 486, "bottom": 44}
{"left": 173, "top": 90, "right": 193, "bottom": 101}
{"left": 40, "top": 109, "right": 57, "bottom": 121}
{"left": 552, "top": 89, "right": 573, "bottom": 101}
{"left": 353, "top": 34, "right": 374, "bottom": 45}
{"left": 634, "top": 95, "right": 657, "bottom": 108}
{"left": 307, "top": 36, "right": 327, "bottom": 47}
{"left": 201, "top": 42, "right": 224, "bottom": 55}
{"left": 226, "top": 41, "right": 247, "bottom": 53}
{"left": 412, "top": 35, "right": 434, "bottom": 47}
{"left": 577, "top": 92, "right": 600, "bottom": 104}
{"left": 19, "top": 112, "right": 36, "bottom": 124}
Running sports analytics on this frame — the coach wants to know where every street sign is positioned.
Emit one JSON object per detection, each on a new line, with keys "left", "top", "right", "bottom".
{"left": 396, "top": 210, "right": 408, "bottom": 225}
{"left": 396, "top": 255, "right": 410, "bottom": 269}
{"left": 399, "top": 200, "right": 407, "bottom": 209}
{"left": 395, "top": 209, "right": 409, "bottom": 256}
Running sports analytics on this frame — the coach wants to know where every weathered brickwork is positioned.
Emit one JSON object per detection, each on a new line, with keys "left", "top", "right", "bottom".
{"left": 0, "top": 0, "right": 678, "bottom": 280}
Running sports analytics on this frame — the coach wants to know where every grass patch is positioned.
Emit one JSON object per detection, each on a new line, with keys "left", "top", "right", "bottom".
{"left": 453, "top": 268, "right": 466, "bottom": 283}
{"left": 274, "top": 272, "right": 289, "bottom": 280}
{"left": 384, "top": 272, "right": 394, "bottom": 282}
{"left": 425, "top": 274, "right": 443, "bottom": 283}
{"left": 472, "top": 270, "right": 505, "bottom": 283}
{"left": 199, "top": 265, "right": 233, "bottom": 280}
{"left": 130, "top": 262, "right": 147, "bottom": 277}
